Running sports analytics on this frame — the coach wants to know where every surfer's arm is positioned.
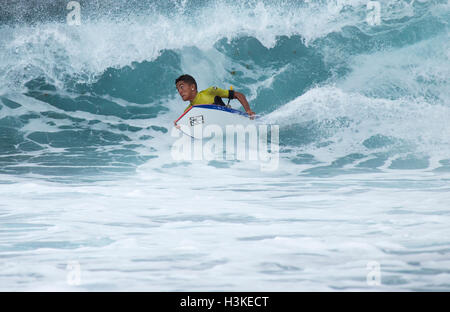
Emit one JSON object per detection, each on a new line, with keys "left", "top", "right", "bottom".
{"left": 234, "top": 91, "right": 255, "bottom": 118}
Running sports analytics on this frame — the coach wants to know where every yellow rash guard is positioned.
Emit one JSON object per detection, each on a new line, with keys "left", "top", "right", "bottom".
{"left": 184, "top": 86, "right": 230, "bottom": 112}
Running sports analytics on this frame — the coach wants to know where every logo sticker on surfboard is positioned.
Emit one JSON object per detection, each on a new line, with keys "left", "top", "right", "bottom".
{"left": 189, "top": 115, "right": 204, "bottom": 126}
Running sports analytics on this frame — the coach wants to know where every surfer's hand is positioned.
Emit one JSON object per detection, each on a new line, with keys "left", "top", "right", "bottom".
{"left": 174, "top": 121, "right": 180, "bottom": 129}
{"left": 247, "top": 110, "right": 256, "bottom": 120}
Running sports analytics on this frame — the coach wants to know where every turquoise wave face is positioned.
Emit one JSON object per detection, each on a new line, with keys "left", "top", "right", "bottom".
{"left": 0, "top": 0, "right": 449, "bottom": 179}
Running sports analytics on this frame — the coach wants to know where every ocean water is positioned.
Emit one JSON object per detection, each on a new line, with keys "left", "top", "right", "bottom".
{"left": 0, "top": 0, "right": 449, "bottom": 291}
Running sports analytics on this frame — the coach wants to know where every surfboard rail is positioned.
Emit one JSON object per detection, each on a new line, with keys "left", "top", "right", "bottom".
{"left": 174, "top": 104, "right": 250, "bottom": 126}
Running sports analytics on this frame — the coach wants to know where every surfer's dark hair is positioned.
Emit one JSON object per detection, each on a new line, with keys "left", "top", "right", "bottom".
{"left": 175, "top": 74, "right": 197, "bottom": 90}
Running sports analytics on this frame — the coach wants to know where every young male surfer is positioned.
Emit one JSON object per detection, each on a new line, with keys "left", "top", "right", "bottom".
{"left": 174, "top": 74, "right": 255, "bottom": 125}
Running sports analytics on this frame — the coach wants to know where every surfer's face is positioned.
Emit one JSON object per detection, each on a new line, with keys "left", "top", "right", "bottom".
{"left": 176, "top": 81, "right": 196, "bottom": 101}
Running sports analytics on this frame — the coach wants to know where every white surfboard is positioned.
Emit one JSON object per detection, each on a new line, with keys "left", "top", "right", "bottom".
{"left": 174, "top": 104, "right": 255, "bottom": 139}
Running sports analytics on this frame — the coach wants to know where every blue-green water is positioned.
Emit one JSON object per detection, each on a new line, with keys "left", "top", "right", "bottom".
{"left": 0, "top": 0, "right": 449, "bottom": 291}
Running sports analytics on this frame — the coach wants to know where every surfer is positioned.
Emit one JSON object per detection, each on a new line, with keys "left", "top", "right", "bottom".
{"left": 175, "top": 74, "right": 255, "bottom": 124}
